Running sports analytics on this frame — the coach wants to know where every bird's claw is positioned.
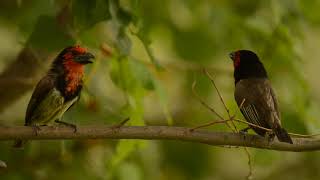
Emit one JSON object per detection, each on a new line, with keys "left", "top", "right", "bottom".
{"left": 264, "top": 131, "right": 275, "bottom": 143}
{"left": 32, "top": 125, "right": 41, "bottom": 136}
{"left": 239, "top": 127, "right": 250, "bottom": 135}
{"left": 55, "top": 120, "right": 77, "bottom": 133}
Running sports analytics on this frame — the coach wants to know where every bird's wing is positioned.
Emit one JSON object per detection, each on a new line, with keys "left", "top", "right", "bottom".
{"left": 25, "top": 75, "right": 61, "bottom": 125}
{"left": 28, "top": 88, "right": 65, "bottom": 125}
{"left": 269, "top": 86, "right": 281, "bottom": 123}
{"left": 240, "top": 104, "right": 266, "bottom": 128}
{"left": 235, "top": 79, "right": 275, "bottom": 130}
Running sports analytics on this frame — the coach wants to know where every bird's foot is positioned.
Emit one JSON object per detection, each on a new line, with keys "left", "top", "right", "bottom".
{"left": 264, "top": 131, "right": 275, "bottom": 143}
{"left": 111, "top": 118, "right": 130, "bottom": 129}
{"left": 239, "top": 127, "right": 250, "bottom": 135}
{"left": 239, "top": 127, "right": 250, "bottom": 140}
{"left": 55, "top": 120, "right": 77, "bottom": 133}
{"left": 32, "top": 125, "right": 42, "bottom": 136}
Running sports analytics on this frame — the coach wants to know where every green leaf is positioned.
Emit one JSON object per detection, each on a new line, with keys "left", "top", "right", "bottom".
{"left": 109, "top": 57, "right": 150, "bottom": 126}
{"left": 109, "top": 57, "right": 154, "bottom": 92}
{"left": 72, "top": 0, "right": 111, "bottom": 31}
{"left": 110, "top": 140, "right": 137, "bottom": 168}
{"left": 116, "top": 162, "right": 142, "bottom": 180}
{"left": 129, "top": 59, "right": 154, "bottom": 90}
{"left": 116, "top": 6, "right": 133, "bottom": 26}
{"left": 136, "top": 30, "right": 163, "bottom": 70}
{"left": 27, "top": 16, "right": 75, "bottom": 51}
{"left": 109, "top": 57, "right": 136, "bottom": 92}
{"left": 161, "top": 141, "right": 211, "bottom": 179}
{"left": 153, "top": 80, "right": 173, "bottom": 125}
{"left": 173, "top": 27, "right": 216, "bottom": 62}
{"left": 117, "top": 29, "right": 132, "bottom": 56}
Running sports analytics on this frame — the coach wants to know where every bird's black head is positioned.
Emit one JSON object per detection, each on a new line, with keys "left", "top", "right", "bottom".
{"left": 229, "top": 50, "right": 268, "bottom": 84}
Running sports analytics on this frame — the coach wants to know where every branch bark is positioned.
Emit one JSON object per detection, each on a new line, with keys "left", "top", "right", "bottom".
{"left": 2, "top": 125, "right": 320, "bottom": 152}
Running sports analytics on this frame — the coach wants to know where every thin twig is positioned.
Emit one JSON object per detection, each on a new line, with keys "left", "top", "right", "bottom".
{"left": 191, "top": 81, "right": 225, "bottom": 121}
{"left": 239, "top": 98, "right": 246, "bottom": 109}
{"left": 244, "top": 147, "right": 253, "bottom": 180}
{"left": 189, "top": 120, "right": 230, "bottom": 131}
{"left": 233, "top": 118, "right": 272, "bottom": 132}
{"left": 191, "top": 117, "right": 320, "bottom": 138}
{"left": 203, "top": 69, "right": 237, "bottom": 132}
{"left": 202, "top": 69, "right": 254, "bottom": 178}
{"left": 203, "top": 69, "right": 230, "bottom": 116}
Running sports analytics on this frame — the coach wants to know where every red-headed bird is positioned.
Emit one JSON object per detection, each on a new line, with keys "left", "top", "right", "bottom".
{"left": 14, "top": 45, "right": 94, "bottom": 147}
{"left": 229, "top": 50, "right": 293, "bottom": 144}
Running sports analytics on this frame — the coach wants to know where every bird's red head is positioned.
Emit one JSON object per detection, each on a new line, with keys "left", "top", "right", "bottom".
{"left": 53, "top": 45, "right": 95, "bottom": 96}
{"left": 229, "top": 50, "right": 267, "bottom": 83}
{"left": 61, "top": 45, "right": 95, "bottom": 64}
{"left": 229, "top": 51, "right": 241, "bottom": 68}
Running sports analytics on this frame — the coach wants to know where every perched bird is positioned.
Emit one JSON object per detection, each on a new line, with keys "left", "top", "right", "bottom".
{"left": 14, "top": 45, "right": 94, "bottom": 147}
{"left": 229, "top": 50, "right": 293, "bottom": 144}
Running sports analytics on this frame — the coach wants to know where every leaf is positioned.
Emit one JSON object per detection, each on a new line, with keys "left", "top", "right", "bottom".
{"left": 107, "top": 140, "right": 146, "bottom": 178}
{"left": 161, "top": 141, "right": 211, "bottom": 179}
{"left": 16, "top": 0, "right": 57, "bottom": 36}
{"left": 117, "top": 29, "right": 132, "bottom": 56}
{"left": 27, "top": 15, "right": 75, "bottom": 51}
{"left": 116, "top": 5, "right": 133, "bottom": 26}
{"left": 109, "top": 57, "right": 136, "bottom": 92}
{"left": 72, "top": 0, "right": 111, "bottom": 31}
{"left": 116, "top": 162, "right": 142, "bottom": 180}
{"left": 110, "top": 140, "right": 137, "bottom": 168}
{"left": 173, "top": 27, "right": 216, "bottom": 62}
{"left": 129, "top": 59, "right": 154, "bottom": 90}
{"left": 109, "top": 57, "right": 154, "bottom": 92}
{"left": 136, "top": 30, "right": 163, "bottom": 70}
{"left": 153, "top": 79, "right": 173, "bottom": 125}
{"left": 109, "top": 57, "right": 148, "bottom": 125}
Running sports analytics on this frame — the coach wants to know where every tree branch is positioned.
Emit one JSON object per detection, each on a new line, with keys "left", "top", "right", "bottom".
{"left": 2, "top": 125, "right": 320, "bottom": 152}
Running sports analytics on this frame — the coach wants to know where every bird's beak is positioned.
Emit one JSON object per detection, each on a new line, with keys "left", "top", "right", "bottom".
{"left": 229, "top": 52, "right": 235, "bottom": 61}
{"left": 74, "top": 52, "right": 95, "bottom": 64}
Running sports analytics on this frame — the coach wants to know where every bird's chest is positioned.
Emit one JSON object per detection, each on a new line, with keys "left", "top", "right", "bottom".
{"left": 65, "top": 71, "right": 83, "bottom": 94}
{"left": 62, "top": 64, "right": 84, "bottom": 100}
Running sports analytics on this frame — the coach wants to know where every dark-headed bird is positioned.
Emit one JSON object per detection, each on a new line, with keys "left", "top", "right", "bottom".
{"left": 229, "top": 50, "right": 293, "bottom": 144}
{"left": 14, "top": 45, "right": 94, "bottom": 148}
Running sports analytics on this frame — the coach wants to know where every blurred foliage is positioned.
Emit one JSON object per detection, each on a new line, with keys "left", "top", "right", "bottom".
{"left": 0, "top": 0, "right": 320, "bottom": 179}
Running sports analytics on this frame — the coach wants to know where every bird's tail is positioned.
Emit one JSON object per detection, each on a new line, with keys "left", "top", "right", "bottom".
{"left": 13, "top": 139, "right": 27, "bottom": 148}
{"left": 274, "top": 126, "right": 293, "bottom": 144}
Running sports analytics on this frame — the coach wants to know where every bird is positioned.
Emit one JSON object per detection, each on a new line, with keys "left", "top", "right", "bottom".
{"left": 14, "top": 45, "right": 94, "bottom": 148}
{"left": 229, "top": 50, "right": 293, "bottom": 144}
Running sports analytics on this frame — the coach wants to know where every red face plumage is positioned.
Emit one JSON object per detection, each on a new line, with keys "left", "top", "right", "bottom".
{"left": 233, "top": 51, "right": 241, "bottom": 68}
{"left": 70, "top": 45, "right": 87, "bottom": 54}
{"left": 63, "top": 45, "right": 88, "bottom": 61}
{"left": 63, "top": 60, "right": 84, "bottom": 95}
{"left": 61, "top": 45, "right": 89, "bottom": 95}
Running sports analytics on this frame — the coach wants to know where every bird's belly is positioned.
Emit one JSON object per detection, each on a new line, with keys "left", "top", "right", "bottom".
{"left": 55, "top": 97, "right": 78, "bottom": 121}
{"left": 29, "top": 88, "right": 78, "bottom": 125}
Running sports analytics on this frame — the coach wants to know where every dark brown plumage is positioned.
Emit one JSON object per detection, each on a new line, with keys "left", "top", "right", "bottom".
{"left": 230, "top": 50, "right": 293, "bottom": 144}
{"left": 14, "top": 45, "right": 94, "bottom": 148}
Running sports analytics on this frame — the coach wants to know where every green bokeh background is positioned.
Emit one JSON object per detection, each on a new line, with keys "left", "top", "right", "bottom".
{"left": 0, "top": 0, "right": 320, "bottom": 179}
